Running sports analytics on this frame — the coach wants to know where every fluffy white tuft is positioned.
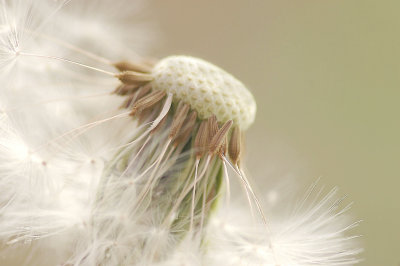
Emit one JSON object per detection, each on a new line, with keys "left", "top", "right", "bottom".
{"left": 205, "top": 182, "right": 362, "bottom": 266}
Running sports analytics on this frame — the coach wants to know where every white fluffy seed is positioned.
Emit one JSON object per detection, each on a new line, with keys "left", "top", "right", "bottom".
{"left": 151, "top": 56, "right": 256, "bottom": 130}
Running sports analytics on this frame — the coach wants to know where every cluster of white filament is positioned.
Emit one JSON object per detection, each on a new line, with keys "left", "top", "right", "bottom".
{"left": 0, "top": 0, "right": 361, "bottom": 265}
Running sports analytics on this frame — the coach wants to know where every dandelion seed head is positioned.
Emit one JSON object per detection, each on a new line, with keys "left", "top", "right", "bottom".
{"left": 0, "top": 0, "right": 362, "bottom": 265}
{"left": 152, "top": 55, "right": 256, "bottom": 130}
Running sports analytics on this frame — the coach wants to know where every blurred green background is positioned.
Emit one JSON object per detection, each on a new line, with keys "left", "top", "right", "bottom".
{"left": 149, "top": 0, "right": 399, "bottom": 265}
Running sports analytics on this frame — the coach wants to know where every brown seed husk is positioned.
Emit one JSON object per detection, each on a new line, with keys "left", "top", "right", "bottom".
{"left": 209, "top": 120, "right": 233, "bottom": 154}
{"left": 174, "top": 111, "right": 197, "bottom": 147}
{"left": 169, "top": 102, "right": 190, "bottom": 140}
{"left": 207, "top": 115, "right": 219, "bottom": 139}
{"left": 113, "top": 61, "right": 153, "bottom": 73}
{"left": 134, "top": 83, "right": 153, "bottom": 100}
{"left": 113, "top": 84, "right": 140, "bottom": 96}
{"left": 228, "top": 126, "right": 241, "bottom": 165}
{"left": 194, "top": 120, "right": 209, "bottom": 158}
{"left": 130, "top": 90, "right": 166, "bottom": 116}
{"left": 116, "top": 71, "right": 153, "bottom": 85}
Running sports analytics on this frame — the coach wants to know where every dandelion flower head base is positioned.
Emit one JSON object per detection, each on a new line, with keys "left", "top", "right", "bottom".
{"left": 114, "top": 55, "right": 256, "bottom": 164}
{"left": 152, "top": 56, "right": 256, "bottom": 130}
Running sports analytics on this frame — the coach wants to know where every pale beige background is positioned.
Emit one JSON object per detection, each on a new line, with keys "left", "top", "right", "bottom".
{"left": 148, "top": 0, "right": 399, "bottom": 265}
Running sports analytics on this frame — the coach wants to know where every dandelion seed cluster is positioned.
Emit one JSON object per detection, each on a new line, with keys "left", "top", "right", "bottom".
{"left": 0, "top": 0, "right": 362, "bottom": 265}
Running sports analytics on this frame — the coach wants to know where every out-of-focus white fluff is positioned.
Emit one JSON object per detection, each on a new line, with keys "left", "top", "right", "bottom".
{"left": 206, "top": 183, "right": 362, "bottom": 266}
{"left": 0, "top": 1, "right": 361, "bottom": 265}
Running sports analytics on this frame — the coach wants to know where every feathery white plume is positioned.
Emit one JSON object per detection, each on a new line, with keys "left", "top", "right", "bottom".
{"left": 0, "top": 1, "right": 362, "bottom": 265}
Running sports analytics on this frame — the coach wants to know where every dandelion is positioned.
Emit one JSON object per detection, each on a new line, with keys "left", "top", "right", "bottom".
{"left": 0, "top": 0, "right": 362, "bottom": 265}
